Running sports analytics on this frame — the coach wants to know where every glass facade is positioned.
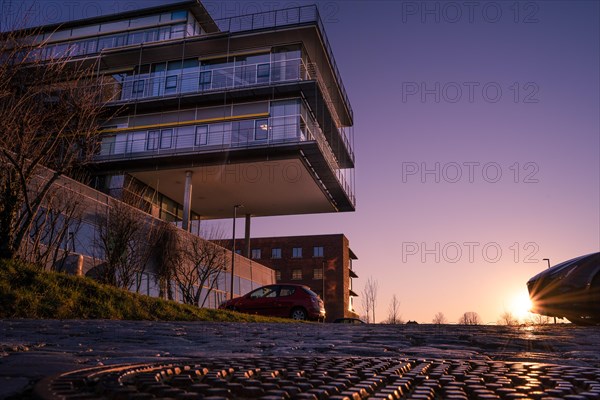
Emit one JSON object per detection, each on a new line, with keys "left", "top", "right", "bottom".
{"left": 98, "top": 99, "right": 312, "bottom": 157}
{"left": 108, "top": 49, "right": 304, "bottom": 102}
{"left": 30, "top": 10, "right": 200, "bottom": 61}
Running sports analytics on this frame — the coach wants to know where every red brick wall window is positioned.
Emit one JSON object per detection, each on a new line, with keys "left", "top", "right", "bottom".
{"left": 271, "top": 248, "right": 282, "bottom": 259}
{"left": 291, "top": 269, "right": 302, "bottom": 280}
{"left": 292, "top": 247, "right": 302, "bottom": 258}
{"left": 313, "top": 246, "right": 324, "bottom": 257}
{"left": 313, "top": 268, "right": 323, "bottom": 279}
{"left": 251, "top": 249, "right": 261, "bottom": 259}
{"left": 275, "top": 270, "right": 281, "bottom": 281}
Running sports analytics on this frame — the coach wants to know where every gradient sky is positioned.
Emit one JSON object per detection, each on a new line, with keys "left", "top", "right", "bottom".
{"left": 4, "top": 0, "right": 599, "bottom": 323}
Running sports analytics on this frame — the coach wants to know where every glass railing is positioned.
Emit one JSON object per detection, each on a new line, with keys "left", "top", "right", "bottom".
{"left": 105, "top": 58, "right": 308, "bottom": 102}
{"left": 100, "top": 57, "right": 354, "bottom": 164}
{"left": 97, "top": 115, "right": 355, "bottom": 206}
{"left": 213, "top": 5, "right": 353, "bottom": 122}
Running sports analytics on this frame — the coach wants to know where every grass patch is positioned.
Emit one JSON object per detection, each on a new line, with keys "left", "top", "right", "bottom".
{"left": 0, "top": 259, "right": 292, "bottom": 322}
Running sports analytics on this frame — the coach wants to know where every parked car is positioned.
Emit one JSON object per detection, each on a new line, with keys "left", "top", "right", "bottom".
{"left": 527, "top": 252, "right": 600, "bottom": 325}
{"left": 333, "top": 318, "right": 365, "bottom": 324}
{"left": 219, "top": 284, "right": 325, "bottom": 321}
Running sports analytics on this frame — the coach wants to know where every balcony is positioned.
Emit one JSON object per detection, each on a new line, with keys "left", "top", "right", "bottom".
{"left": 96, "top": 114, "right": 355, "bottom": 209}
{"left": 100, "top": 57, "right": 354, "bottom": 165}
{"left": 212, "top": 5, "right": 353, "bottom": 122}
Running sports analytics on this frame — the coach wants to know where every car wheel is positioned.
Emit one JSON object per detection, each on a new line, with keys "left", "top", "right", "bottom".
{"left": 290, "top": 307, "right": 307, "bottom": 320}
{"left": 226, "top": 306, "right": 237, "bottom": 312}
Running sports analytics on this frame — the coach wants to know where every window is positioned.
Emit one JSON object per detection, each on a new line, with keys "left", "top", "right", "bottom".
{"left": 251, "top": 249, "right": 261, "bottom": 259}
{"left": 171, "top": 10, "right": 188, "bottom": 20}
{"left": 195, "top": 125, "right": 208, "bottom": 146}
{"left": 257, "top": 63, "right": 270, "bottom": 82}
{"left": 313, "top": 246, "right": 324, "bottom": 257}
{"left": 313, "top": 268, "right": 323, "bottom": 279}
{"left": 170, "top": 24, "right": 186, "bottom": 38}
{"left": 165, "top": 75, "right": 178, "bottom": 90}
{"left": 291, "top": 269, "right": 302, "bottom": 280}
{"left": 132, "top": 79, "right": 145, "bottom": 95}
{"left": 272, "top": 248, "right": 282, "bottom": 259}
{"left": 160, "top": 129, "right": 173, "bottom": 149}
{"left": 292, "top": 247, "right": 302, "bottom": 258}
{"left": 147, "top": 130, "right": 159, "bottom": 150}
{"left": 255, "top": 119, "right": 269, "bottom": 141}
{"left": 199, "top": 71, "right": 212, "bottom": 90}
{"left": 275, "top": 270, "right": 281, "bottom": 281}
{"left": 249, "top": 286, "right": 277, "bottom": 299}
{"left": 280, "top": 286, "right": 296, "bottom": 297}
{"left": 235, "top": 249, "right": 241, "bottom": 255}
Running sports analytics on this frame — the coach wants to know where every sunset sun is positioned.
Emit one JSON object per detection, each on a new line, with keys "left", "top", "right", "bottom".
{"left": 510, "top": 291, "right": 534, "bottom": 321}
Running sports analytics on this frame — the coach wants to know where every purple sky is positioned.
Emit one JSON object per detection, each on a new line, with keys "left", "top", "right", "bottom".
{"left": 5, "top": 0, "right": 599, "bottom": 323}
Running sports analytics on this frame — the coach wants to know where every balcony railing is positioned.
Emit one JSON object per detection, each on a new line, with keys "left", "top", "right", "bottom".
{"left": 96, "top": 115, "right": 355, "bottom": 207}
{"left": 105, "top": 58, "right": 308, "bottom": 102}
{"left": 100, "top": 57, "right": 354, "bottom": 164}
{"left": 213, "top": 5, "right": 353, "bottom": 122}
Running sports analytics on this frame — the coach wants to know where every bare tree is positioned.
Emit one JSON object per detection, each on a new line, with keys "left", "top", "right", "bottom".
{"left": 96, "top": 196, "right": 163, "bottom": 290}
{"left": 0, "top": 30, "right": 105, "bottom": 260}
{"left": 459, "top": 311, "right": 481, "bottom": 325}
{"left": 527, "top": 314, "right": 551, "bottom": 325}
{"left": 498, "top": 311, "right": 519, "bottom": 326}
{"left": 360, "top": 289, "right": 371, "bottom": 323}
{"left": 19, "top": 180, "right": 84, "bottom": 270}
{"left": 174, "top": 226, "right": 227, "bottom": 307}
{"left": 362, "top": 277, "right": 379, "bottom": 323}
{"left": 154, "top": 222, "right": 178, "bottom": 300}
{"left": 386, "top": 294, "right": 403, "bottom": 324}
{"left": 432, "top": 312, "right": 447, "bottom": 325}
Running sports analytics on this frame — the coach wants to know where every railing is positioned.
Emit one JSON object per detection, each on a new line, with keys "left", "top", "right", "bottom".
{"left": 96, "top": 116, "right": 355, "bottom": 206}
{"left": 105, "top": 58, "right": 308, "bottom": 102}
{"left": 101, "top": 57, "right": 354, "bottom": 164}
{"left": 213, "top": 5, "right": 353, "bottom": 122}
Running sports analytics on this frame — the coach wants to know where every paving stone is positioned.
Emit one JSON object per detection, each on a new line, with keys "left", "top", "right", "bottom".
{"left": 3, "top": 320, "right": 600, "bottom": 398}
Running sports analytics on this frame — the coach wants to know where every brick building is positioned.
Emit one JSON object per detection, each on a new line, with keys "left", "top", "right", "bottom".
{"left": 229, "top": 234, "right": 359, "bottom": 321}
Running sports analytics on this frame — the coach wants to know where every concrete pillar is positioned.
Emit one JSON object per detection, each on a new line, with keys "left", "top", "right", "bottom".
{"left": 182, "top": 171, "right": 193, "bottom": 231}
{"left": 244, "top": 213, "right": 251, "bottom": 258}
{"left": 76, "top": 255, "right": 84, "bottom": 277}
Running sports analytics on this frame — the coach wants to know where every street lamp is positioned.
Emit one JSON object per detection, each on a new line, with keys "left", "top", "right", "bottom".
{"left": 230, "top": 204, "right": 243, "bottom": 300}
{"left": 542, "top": 258, "right": 556, "bottom": 323}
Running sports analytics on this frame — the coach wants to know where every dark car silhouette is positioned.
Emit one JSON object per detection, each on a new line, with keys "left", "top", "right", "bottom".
{"left": 527, "top": 252, "right": 600, "bottom": 325}
{"left": 219, "top": 284, "right": 325, "bottom": 321}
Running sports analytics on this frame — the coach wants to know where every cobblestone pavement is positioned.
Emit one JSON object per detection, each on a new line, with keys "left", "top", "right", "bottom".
{"left": 1, "top": 320, "right": 600, "bottom": 398}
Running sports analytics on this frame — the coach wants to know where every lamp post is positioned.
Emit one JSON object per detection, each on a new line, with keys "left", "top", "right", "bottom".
{"left": 322, "top": 260, "right": 326, "bottom": 306}
{"left": 542, "top": 258, "right": 556, "bottom": 324}
{"left": 230, "top": 204, "right": 243, "bottom": 300}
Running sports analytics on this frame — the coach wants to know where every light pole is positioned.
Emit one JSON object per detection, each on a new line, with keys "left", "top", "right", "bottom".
{"left": 230, "top": 204, "right": 243, "bottom": 300}
{"left": 322, "top": 260, "right": 326, "bottom": 306}
{"left": 542, "top": 258, "right": 556, "bottom": 323}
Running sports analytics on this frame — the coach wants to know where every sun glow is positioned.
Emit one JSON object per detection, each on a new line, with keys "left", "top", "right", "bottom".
{"left": 510, "top": 291, "right": 534, "bottom": 321}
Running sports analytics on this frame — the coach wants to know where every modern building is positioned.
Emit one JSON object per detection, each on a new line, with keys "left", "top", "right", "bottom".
{"left": 10, "top": 0, "right": 356, "bottom": 301}
{"left": 226, "top": 234, "right": 359, "bottom": 321}
{"left": 21, "top": 0, "right": 355, "bottom": 227}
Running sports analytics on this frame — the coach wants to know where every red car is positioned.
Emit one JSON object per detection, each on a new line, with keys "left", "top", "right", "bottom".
{"left": 219, "top": 284, "right": 325, "bottom": 321}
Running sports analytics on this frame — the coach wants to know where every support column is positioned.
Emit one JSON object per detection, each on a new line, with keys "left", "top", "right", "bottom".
{"left": 244, "top": 214, "right": 251, "bottom": 258}
{"left": 182, "top": 171, "right": 193, "bottom": 232}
